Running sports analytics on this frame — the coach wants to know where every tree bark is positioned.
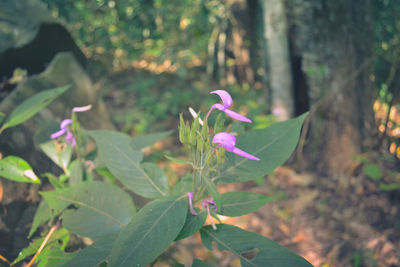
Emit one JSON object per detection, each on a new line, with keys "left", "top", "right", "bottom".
{"left": 288, "top": 0, "right": 376, "bottom": 176}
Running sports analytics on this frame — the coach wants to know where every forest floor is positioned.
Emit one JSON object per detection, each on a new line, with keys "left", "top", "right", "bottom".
{"left": 169, "top": 166, "right": 400, "bottom": 267}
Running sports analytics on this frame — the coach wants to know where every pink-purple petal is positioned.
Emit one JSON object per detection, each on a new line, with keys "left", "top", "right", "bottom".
{"left": 232, "top": 147, "right": 260, "bottom": 161}
{"left": 188, "top": 192, "right": 198, "bottom": 215}
{"left": 50, "top": 129, "right": 67, "bottom": 139}
{"left": 60, "top": 119, "right": 72, "bottom": 129}
{"left": 223, "top": 109, "right": 252, "bottom": 123}
{"left": 212, "top": 132, "right": 236, "bottom": 152}
{"left": 72, "top": 105, "right": 92, "bottom": 113}
{"left": 210, "top": 90, "right": 233, "bottom": 108}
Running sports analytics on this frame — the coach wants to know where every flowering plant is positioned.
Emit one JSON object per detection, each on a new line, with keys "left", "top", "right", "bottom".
{"left": 0, "top": 87, "right": 310, "bottom": 266}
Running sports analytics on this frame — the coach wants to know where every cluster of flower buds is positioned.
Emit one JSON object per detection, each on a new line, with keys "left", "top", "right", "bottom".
{"left": 184, "top": 90, "right": 260, "bottom": 219}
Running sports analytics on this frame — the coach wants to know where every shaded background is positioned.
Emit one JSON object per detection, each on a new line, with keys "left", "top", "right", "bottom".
{"left": 0, "top": 0, "right": 400, "bottom": 266}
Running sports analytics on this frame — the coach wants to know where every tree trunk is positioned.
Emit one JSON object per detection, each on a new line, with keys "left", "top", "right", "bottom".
{"left": 262, "top": 0, "right": 294, "bottom": 121}
{"left": 288, "top": 0, "right": 376, "bottom": 176}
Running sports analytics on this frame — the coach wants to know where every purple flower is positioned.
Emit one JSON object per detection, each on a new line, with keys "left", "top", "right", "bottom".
{"left": 202, "top": 199, "right": 218, "bottom": 230}
{"left": 187, "top": 192, "right": 198, "bottom": 215}
{"left": 50, "top": 119, "right": 76, "bottom": 146}
{"left": 202, "top": 199, "right": 217, "bottom": 212}
{"left": 205, "top": 90, "right": 251, "bottom": 123}
{"left": 213, "top": 132, "right": 260, "bottom": 161}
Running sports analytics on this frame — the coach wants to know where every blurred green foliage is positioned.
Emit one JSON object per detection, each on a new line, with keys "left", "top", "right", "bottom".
{"left": 41, "top": 0, "right": 224, "bottom": 69}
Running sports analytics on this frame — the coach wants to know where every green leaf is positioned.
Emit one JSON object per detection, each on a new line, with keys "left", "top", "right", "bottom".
{"left": 363, "top": 164, "right": 383, "bottom": 180}
{"left": 215, "top": 113, "right": 308, "bottom": 183}
{"left": 39, "top": 140, "right": 73, "bottom": 172}
{"left": 28, "top": 200, "right": 55, "bottom": 238}
{"left": 108, "top": 196, "right": 187, "bottom": 267}
{"left": 130, "top": 130, "right": 173, "bottom": 150}
{"left": 192, "top": 259, "right": 215, "bottom": 267}
{"left": 12, "top": 228, "right": 69, "bottom": 265}
{"left": 69, "top": 160, "right": 83, "bottom": 185}
{"left": 219, "top": 192, "right": 274, "bottom": 217}
{"left": 200, "top": 224, "right": 312, "bottom": 267}
{"left": 203, "top": 176, "right": 221, "bottom": 210}
{"left": 43, "top": 173, "right": 67, "bottom": 189}
{"left": 0, "top": 85, "right": 71, "bottom": 132}
{"left": 36, "top": 234, "right": 72, "bottom": 267}
{"left": 41, "top": 182, "right": 136, "bottom": 238}
{"left": 62, "top": 231, "right": 119, "bottom": 267}
{"left": 165, "top": 154, "right": 192, "bottom": 165}
{"left": 379, "top": 182, "right": 398, "bottom": 191}
{"left": 0, "top": 156, "right": 40, "bottom": 183}
{"left": 175, "top": 208, "right": 207, "bottom": 240}
{"left": 87, "top": 130, "right": 169, "bottom": 198}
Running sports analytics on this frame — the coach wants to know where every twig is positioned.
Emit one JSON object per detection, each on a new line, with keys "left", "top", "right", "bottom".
{"left": 0, "top": 253, "right": 11, "bottom": 266}
{"left": 26, "top": 224, "right": 58, "bottom": 267}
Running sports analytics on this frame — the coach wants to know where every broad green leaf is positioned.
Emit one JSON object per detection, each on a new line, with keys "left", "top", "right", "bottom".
{"left": 108, "top": 196, "right": 187, "bottom": 267}
{"left": 0, "top": 156, "right": 40, "bottom": 184}
{"left": 214, "top": 113, "right": 308, "bottom": 183}
{"left": 165, "top": 155, "right": 192, "bottom": 165}
{"left": 39, "top": 140, "right": 73, "bottom": 172}
{"left": 0, "top": 85, "right": 71, "bottom": 132}
{"left": 42, "top": 182, "right": 135, "bottom": 238}
{"left": 130, "top": 130, "right": 173, "bottom": 150}
{"left": 219, "top": 192, "right": 274, "bottom": 217}
{"left": 192, "top": 259, "right": 215, "bottom": 267}
{"left": 28, "top": 200, "right": 55, "bottom": 238}
{"left": 203, "top": 176, "right": 221, "bottom": 210}
{"left": 175, "top": 208, "right": 207, "bottom": 240}
{"left": 87, "top": 130, "right": 169, "bottom": 198}
{"left": 62, "top": 231, "right": 119, "bottom": 267}
{"left": 200, "top": 224, "right": 312, "bottom": 267}
{"left": 69, "top": 160, "right": 83, "bottom": 185}
{"left": 12, "top": 228, "right": 69, "bottom": 265}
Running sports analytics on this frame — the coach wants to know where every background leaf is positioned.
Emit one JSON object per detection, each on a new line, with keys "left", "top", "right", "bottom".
{"left": 88, "top": 130, "right": 169, "bottom": 198}
{"left": 130, "top": 130, "right": 172, "bottom": 150}
{"left": 108, "top": 196, "right": 187, "bottom": 267}
{"left": 0, "top": 156, "right": 40, "bottom": 183}
{"left": 62, "top": 231, "right": 119, "bottom": 267}
{"left": 0, "top": 85, "right": 70, "bottom": 132}
{"left": 200, "top": 224, "right": 312, "bottom": 267}
{"left": 41, "top": 182, "right": 135, "bottom": 238}
{"left": 214, "top": 113, "right": 308, "bottom": 183}
{"left": 219, "top": 192, "right": 274, "bottom": 217}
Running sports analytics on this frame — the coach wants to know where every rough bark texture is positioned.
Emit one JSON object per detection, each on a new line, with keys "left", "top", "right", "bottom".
{"left": 263, "top": 0, "right": 294, "bottom": 121}
{"left": 287, "top": 0, "right": 376, "bottom": 176}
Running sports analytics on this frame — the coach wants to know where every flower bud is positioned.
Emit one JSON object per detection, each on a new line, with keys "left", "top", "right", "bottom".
{"left": 189, "top": 116, "right": 200, "bottom": 146}
{"left": 214, "top": 113, "right": 225, "bottom": 134}
{"left": 179, "top": 113, "right": 187, "bottom": 144}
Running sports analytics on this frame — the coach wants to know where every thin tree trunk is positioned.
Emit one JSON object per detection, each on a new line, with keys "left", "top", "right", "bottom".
{"left": 263, "top": 0, "right": 294, "bottom": 121}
